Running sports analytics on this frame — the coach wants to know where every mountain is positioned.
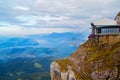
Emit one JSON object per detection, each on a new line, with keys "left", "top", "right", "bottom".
{"left": 0, "top": 38, "right": 39, "bottom": 48}
{"left": 0, "top": 32, "right": 88, "bottom": 60}
{"left": 28, "top": 32, "right": 88, "bottom": 57}
{"left": 51, "top": 35, "right": 120, "bottom": 80}
{"left": 0, "top": 32, "right": 88, "bottom": 80}
{"left": 28, "top": 32, "right": 87, "bottom": 47}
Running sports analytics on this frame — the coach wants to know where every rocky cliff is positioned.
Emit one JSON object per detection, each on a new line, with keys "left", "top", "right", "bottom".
{"left": 50, "top": 35, "right": 120, "bottom": 80}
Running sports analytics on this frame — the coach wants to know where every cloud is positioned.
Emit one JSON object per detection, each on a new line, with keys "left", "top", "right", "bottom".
{"left": 14, "top": 6, "right": 29, "bottom": 11}
{"left": 0, "top": 0, "right": 120, "bottom": 35}
{"left": 0, "top": 24, "right": 81, "bottom": 36}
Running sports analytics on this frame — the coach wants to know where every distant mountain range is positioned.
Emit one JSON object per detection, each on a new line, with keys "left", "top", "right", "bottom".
{"left": 0, "top": 38, "right": 39, "bottom": 48}
{"left": 0, "top": 32, "right": 88, "bottom": 60}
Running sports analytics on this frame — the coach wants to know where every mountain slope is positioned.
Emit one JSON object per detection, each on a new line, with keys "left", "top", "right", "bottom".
{"left": 51, "top": 35, "right": 120, "bottom": 80}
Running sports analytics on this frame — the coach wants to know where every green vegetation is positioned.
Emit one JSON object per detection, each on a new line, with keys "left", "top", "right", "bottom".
{"left": 34, "top": 62, "right": 42, "bottom": 69}
{"left": 88, "top": 42, "right": 120, "bottom": 63}
{"left": 17, "top": 78, "right": 23, "bottom": 80}
{"left": 56, "top": 58, "right": 73, "bottom": 72}
{"left": 55, "top": 39, "right": 120, "bottom": 80}
{"left": 0, "top": 57, "right": 53, "bottom": 80}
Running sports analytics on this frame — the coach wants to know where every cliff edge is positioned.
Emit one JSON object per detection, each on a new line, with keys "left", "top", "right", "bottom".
{"left": 50, "top": 35, "right": 120, "bottom": 80}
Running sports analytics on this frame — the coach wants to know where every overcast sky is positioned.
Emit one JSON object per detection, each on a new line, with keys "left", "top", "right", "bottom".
{"left": 0, "top": 0, "right": 120, "bottom": 36}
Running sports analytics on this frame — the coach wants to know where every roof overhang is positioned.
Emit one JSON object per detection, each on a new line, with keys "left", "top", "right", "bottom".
{"left": 95, "top": 25, "right": 120, "bottom": 29}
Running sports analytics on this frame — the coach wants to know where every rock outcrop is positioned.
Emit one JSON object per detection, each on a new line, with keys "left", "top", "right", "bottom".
{"left": 50, "top": 35, "right": 120, "bottom": 80}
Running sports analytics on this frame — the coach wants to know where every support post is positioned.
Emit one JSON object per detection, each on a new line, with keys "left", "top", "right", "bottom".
{"left": 91, "top": 23, "right": 96, "bottom": 35}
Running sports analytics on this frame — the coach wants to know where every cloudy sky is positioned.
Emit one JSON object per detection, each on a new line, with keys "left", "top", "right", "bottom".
{"left": 0, "top": 0, "right": 120, "bottom": 36}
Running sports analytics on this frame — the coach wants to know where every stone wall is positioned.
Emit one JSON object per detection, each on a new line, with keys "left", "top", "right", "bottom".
{"left": 98, "top": 35, "right": 120, "bottom": 45}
